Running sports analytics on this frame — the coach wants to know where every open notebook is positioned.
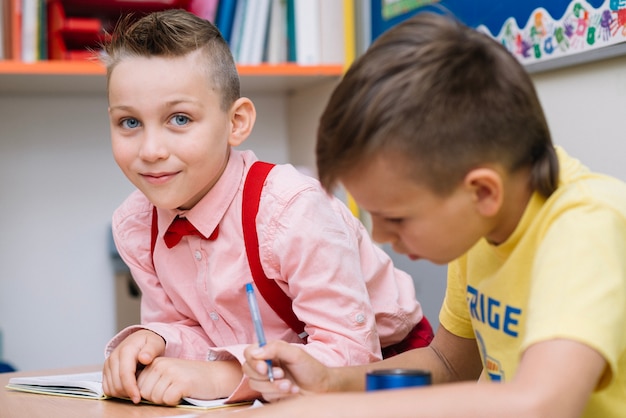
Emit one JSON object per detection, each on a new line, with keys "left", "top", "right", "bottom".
{"left": 6, "top": 371, "right": 256, "bottom": 410}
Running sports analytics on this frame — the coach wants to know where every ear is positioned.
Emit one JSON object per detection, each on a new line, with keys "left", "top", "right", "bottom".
{"left": 463, "top": 168, "right": 503, "bottom": 217}
{"left": 228, "top": 97, "right": 256, "bottom": 147}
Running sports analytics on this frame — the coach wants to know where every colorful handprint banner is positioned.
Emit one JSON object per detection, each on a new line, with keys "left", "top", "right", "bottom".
{"left": 479, "top": 0, "right": 626, "bottom": 66}
{"left": 371, "top": 0, "right": 626, "bottom": 67}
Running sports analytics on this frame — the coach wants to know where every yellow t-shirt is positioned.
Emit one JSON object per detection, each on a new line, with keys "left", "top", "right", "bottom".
{"left": 440, "top": 147, "right": 626, "bottom": 417}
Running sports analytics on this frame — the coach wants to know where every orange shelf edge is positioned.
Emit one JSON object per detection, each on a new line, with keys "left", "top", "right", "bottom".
{"left": 0, "top": 60, "right": 106, "bottom": 75}
{"left": 0, "top": 60, "right": 345, "bottom": 77}
{"left": 237, "top": 63, "right": 345, "bottom": 76}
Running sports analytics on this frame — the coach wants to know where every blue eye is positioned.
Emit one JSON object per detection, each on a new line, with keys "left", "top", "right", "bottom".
{"left": 171, "top": 114, "right": 190, "bottom": 126}
{"left": 121, "top": 118, "right": 140, "bottom": 129}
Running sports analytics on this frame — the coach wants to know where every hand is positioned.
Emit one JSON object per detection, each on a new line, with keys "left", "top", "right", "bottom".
{"left": 102, "top": 329, "right": 166, "bottom": 403}
{"left": 136, "top": 357, "right": 243, "bottom": 405}
{"left": 242, "top": 340, "right": 333, "bottom": 402}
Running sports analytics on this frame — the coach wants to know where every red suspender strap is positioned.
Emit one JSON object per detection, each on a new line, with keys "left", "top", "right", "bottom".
{"left": 151, "top": 205, "right": 158, "bottom": 259}
{"left": 243, "top": 161, "right": 308, "bottom": 340}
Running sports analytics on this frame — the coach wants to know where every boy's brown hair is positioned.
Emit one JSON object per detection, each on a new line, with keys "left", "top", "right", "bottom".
{"left": 317, "top": 12, "right": 559, "bottom": 198}
{"left": 101, "top": 9, "right": 239, "bottom": 111}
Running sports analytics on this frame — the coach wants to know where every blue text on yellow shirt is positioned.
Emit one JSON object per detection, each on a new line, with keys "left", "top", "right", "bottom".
{"left": 466, "top": 285, "right": 522, "bottom": 337}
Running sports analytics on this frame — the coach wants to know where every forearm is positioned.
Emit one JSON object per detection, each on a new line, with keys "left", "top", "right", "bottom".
{"left": 251, "top": 380, "right": 576, "bottom": 418}
{"left": 319, "top": 339, "right": 603, "bottom": 418}
{"left": 368, "top": 382, "right": 539, "bottom": 418}
{"left": 328, "top": 345, "right": 457, "bottom": 392}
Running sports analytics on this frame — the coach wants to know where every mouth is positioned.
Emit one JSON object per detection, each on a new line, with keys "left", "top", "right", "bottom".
{"left": 140, "top": 171, "right": 180, "bottom": 185}
{"left": 408, "top": 255, "right": 420, "bottom": 261}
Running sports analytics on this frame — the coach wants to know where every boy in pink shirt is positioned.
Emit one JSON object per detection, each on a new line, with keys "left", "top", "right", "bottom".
{"left": 101, "top": 9, "right": 431, "bottom": 405}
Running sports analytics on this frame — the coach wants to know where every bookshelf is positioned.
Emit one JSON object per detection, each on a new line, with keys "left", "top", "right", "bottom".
{"left": 0, "top": 0, "right": 349, "bottom": 94}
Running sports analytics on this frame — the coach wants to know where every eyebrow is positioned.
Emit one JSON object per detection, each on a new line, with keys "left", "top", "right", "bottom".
{"left": 109, "top": 98, "right": 202, "bottom": 112}
{"left": 164, "top": 98, "right": 202, "bottom": 107}
{"left": 108, "top": 105, "right": 133, "bottom": 112}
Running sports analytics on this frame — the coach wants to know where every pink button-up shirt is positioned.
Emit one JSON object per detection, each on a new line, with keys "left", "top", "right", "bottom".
{"left": 106, "top": 150, "right": 423, "bottom": 401}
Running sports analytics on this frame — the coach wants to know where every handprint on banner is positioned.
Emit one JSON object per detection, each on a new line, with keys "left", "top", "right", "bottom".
{"left": 610, "top": 0, "right": 626, "bottom": 11}
{"left": 616, "top": 9, "right": 626, "bottom": 35}
{"left": 599, "top": 10, "right": 613, "bottom": 41}
{"left": 533, "top": 11, "right": 547, "bottom": 36}
{"left": 576, "top": 10, "right": 590, "bottom": 36}
{"left": 563, "top": 16, "right": 576, "bottom": 38}
{"left": 555, "top": 26, "right": 570, "bottom": 51}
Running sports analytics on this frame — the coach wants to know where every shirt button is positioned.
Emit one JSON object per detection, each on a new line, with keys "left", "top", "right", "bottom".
{"left": 355, "top": 313, "right": 365, "bottom": 324}
{"left": 194, "top": 251, "right": 202, "bottom": 260}
{"left": 210, "top": 312, "right": 219, "bottom": 321}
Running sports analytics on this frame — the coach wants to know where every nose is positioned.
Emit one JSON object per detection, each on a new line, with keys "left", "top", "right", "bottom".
{"left": 138, "top": 128, "right": 169, "bottom": 162}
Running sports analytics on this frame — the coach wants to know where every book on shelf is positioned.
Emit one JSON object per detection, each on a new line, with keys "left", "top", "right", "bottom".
{"left": 286, "top": 0, "right": 295, "bottom": 62}
{"left": 20, "top": 0, "right": 38, "bottom": 62}
{"left": 0, "top": 0, "right": 6, "bottom": 59}
{"left": 5, "top": 371, "right": 256, "bottom": 410}
{"left": 292, "top": 0, "right": 320, "bottom": 65}
{"left": 342, "top": 0, "right": 356, "bottom": 66}
{"left": 284, "top": 0, "right": 347, "bottom": 66}
{"left": 319, "top": 0, "right": 345, "bottom": 65}
{"left": 37, "top": 0, "right": 47, "bottom": 59}
{"left": 215, "top": 0, "right": 239, "bottom": 43}
{"left": 265, "top": 0, "right": 287, "bottom": 64}
{"left": 5, "top": 0, "right": 21, "bottom": 60}
{"left": 228, "top": 0, "right": 247, "bottom": 60}
{"left": 237, "top": 0, "right": 271, "bottom": 65}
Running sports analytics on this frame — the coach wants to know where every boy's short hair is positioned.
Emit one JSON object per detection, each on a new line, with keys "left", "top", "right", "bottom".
{"left": 102, "top": 8, "right": 240, "bottom": 111}
{"left": 317, "top": 12, "right": 559, "bottom": 198}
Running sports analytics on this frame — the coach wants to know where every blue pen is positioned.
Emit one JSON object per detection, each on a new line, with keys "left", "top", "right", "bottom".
{"left": 245, "top": 283, "right": 274, "bottom": 382}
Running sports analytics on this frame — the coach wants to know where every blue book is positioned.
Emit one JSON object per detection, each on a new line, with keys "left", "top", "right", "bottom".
{"left": 216, "top": 0, "right": 239, "bottom": 43}
{"left": 286, "top": 0, "right": 296, "bottom": 62}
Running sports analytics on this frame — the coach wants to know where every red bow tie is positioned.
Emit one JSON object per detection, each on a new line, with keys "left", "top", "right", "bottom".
{"left": 163, "top": 216, "right": 219, "bottom": 248}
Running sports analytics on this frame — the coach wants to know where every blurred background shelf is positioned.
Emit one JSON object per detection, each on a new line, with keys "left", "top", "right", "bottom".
{"left": 0, "top": 61, "right": 344, "bottom": 95}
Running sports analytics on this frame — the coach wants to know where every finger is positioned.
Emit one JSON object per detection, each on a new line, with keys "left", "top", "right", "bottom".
{"left": 247, "top": 375, "right": 299, "bottom": 402}
{"left": 116, "top": 346, "right": 142, "bottom": 403}
{"left": 262, "top": 389, "right": 299, "bottom": 403}
{"left": 137, "top": 334, "right": 162, "bottom": 366}
{"left": 139, "top": 368, "right": 180, "bottom": 406}
{"left": 101, "top": 358, "right": 114, "bottom": 396}
{"left": 103, "top": 351, "right": 131, "bottom": 399}
{"left": 249, "top": 340, "right": 305, "bottom": 365}
{"left": 161, "top": 382, "right": 185, "bottom": 406}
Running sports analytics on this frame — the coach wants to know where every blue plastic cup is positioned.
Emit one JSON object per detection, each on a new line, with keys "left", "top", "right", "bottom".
{"left": 365, "top": 369, "right": 431, "bottom": 391}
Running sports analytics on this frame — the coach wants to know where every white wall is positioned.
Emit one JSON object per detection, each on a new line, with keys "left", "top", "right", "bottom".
{"left": 0, "top": 94, "right": 126, "bottom": 371}
{"left": 1, "top": 54, "right": 625, "bottom": 371}
{"left": 531, "top": 54, "right": 626, "bottom": 182}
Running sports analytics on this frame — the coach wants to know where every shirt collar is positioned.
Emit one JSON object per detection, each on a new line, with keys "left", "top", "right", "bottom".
{"left": 156, "top": 149, "right": 245, "bottom": 240}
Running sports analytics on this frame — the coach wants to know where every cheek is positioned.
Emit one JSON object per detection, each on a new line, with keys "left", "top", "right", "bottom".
{"left": 111, "top": 140, "right": 134, "bottom": 169}
{"left": 183, "top": 148, "right": 222, "bottom": 179}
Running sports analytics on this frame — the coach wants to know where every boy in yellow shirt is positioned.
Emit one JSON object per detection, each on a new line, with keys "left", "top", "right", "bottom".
{"left": 239, "top": 12, "right": 626, "bottom": 418}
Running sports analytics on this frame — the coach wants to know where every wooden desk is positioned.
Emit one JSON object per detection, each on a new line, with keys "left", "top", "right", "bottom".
{"left": 0, "top": 365, "right": 250, "bottom": 418}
